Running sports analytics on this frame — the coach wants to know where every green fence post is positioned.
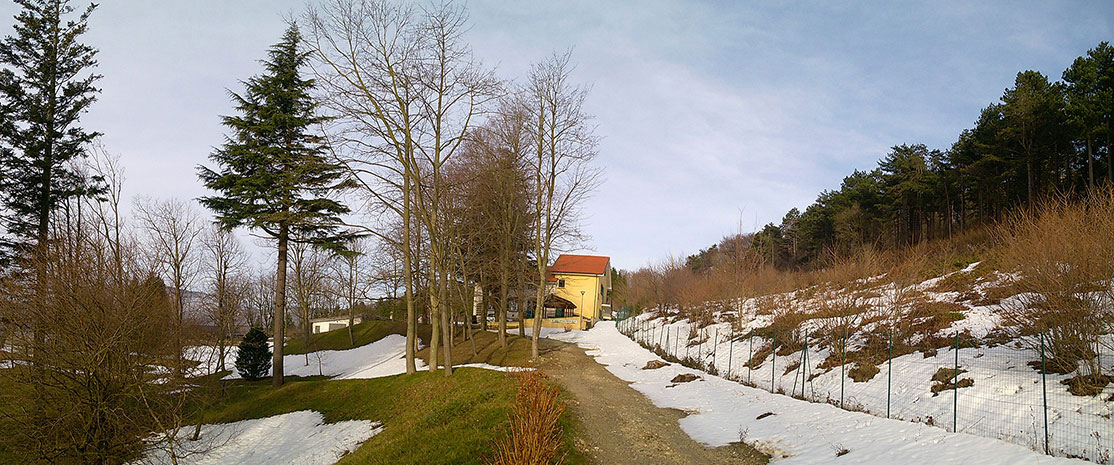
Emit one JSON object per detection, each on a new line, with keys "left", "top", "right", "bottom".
{"left": 953, "top": 331, "right": 959, "bottom": 433}
{"left": 841, "top": 326, "right": 846, "bottom": 409}
{"left": 1040, "top": 332, "right": 1049, "bottom": 455}
{"left": 772, "top": 328, "right": 778, "bottom": 392}
{"left": 727, "top": 327, "right": 735, "bottom": 380}
{"left": 665, "top": 326, "right": 670, "bottom": 358}
{"left": 802, "top": 330, "right": 810, "bottom": 398}
{"left": 887, "top": 326, "right": 893, "bottom": 419}
{"left": 748, "top": 335, "right": 753, "bottom": 385}
{"left": 712, "top": 327, "right": 719, "bottom": 372}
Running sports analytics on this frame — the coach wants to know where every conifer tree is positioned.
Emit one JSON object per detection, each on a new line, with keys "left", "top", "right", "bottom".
{"left": 199, "top": 24, "right": 352, "bottom": 388}
{"left": 0, "top": 0, "right": 102, "bottom": 263}
{"left": 235, "top": 327, "right": 272, "bottom": 381}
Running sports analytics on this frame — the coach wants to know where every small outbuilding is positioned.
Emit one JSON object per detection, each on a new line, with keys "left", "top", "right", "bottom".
{"left": 311, "top": 316, "right": 362, "bottom": 334}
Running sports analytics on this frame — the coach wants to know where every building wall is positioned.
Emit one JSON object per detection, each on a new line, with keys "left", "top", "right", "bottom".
{"left": 311, "top": 316, "right": 362, "bottom": 334}
{"left": 552, "top": 273, "right": 603, "bottom": 320}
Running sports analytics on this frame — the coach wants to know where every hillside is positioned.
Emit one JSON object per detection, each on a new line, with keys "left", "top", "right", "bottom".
{"left": 617, "top": 259, "right": 1113, "bottom": 462}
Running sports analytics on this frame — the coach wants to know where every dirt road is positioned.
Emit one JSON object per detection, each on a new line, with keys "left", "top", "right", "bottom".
{"left": 540, "top": 342, "right": 767, "bottom": 465}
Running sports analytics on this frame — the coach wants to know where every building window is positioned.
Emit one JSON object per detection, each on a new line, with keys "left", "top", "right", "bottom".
{"left": 557, "top": 279, "right": 565, "bottom": 288}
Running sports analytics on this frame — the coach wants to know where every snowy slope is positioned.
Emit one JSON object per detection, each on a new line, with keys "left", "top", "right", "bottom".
{"left": 141, "top": 410, "right": 381, "bottom": 465}
{"left": 551, "top": 322, "right": 1087, "bottom": 464}
{"left": 187, "top": 333, "right": 528, "bottom": 381}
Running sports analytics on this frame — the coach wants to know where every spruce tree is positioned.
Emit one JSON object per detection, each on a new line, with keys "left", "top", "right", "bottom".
{"left": 0, "top": 0, "right": 103, "bottom": 263}
{"left": 198, "top": 24, "right": 352, "bottom": 388}
{"left": 235, "top": 327, "right": 272, "bottom": 380}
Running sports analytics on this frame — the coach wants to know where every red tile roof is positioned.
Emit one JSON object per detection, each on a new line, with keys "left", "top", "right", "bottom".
{"left": 549, "top": 254, "right": 610, "bottom": 276}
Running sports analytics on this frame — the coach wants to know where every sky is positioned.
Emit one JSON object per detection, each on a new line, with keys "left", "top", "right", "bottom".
{"left": 1, "top": 1, "right": 1111, "bottom": 271}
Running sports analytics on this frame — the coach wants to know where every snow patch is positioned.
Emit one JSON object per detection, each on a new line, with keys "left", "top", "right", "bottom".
{"left": 142, "top": 410, "right": 380, "bottom": 465}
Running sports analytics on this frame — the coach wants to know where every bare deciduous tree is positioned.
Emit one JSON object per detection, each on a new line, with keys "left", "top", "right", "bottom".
{"left": 136, "top": 197, "right": 204, "bottom": 370}
{"left": 201, "top": 226, "right": 247, "bottom": 372}
{"left": 526, "top": 52, "right": 602, "bottom": 359}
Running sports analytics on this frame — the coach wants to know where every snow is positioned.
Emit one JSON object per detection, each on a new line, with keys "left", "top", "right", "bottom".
{"left": 141, "top": 410, "right": 380, "bottom": 465}
{"left": 550, "top": 321, "right": 1089, "bottom": 464}
{"left": 186, "top": 333, "right": 533, "bottom": 381}
{"left": 184, "top": 334, "right": 427, "bottom": 381}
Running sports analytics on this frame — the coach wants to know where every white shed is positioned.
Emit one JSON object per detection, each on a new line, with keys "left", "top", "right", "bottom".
{"left": 311, "top": 316, "right": 362, "bottom": 334}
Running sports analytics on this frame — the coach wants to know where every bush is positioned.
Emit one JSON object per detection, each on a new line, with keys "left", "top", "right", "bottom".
{"left": 491, "top": 371, "right": 566, "bottom": 465}
{"left": 996, "top": 190, "right": 1114, "bottom": 376}
{"left": 235, "top": 327, "right": 272, "bottom": 380}
{"left": 848, "top": 362, "right": 880, "bottom": 382}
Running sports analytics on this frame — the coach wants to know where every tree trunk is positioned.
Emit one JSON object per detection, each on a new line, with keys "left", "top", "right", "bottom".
{"left": 273, "top": 225, "right": 288, "bottom": 388}
{"left": 428, "top": 266, "right": 440, "bottom": 373}
{"left": 439, "top": 267, "right": 452, "bottom": 376}
{"left": 498, "top": 267, "right": 508, "bottom": 348}
{"left": 403, "top": 174, "right": 417, "bottom": 374}
{"left": 1108, "top": 139, "right": 1113, "bottom": 185}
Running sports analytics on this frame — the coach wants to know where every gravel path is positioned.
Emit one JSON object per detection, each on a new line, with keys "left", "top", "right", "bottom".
{"left": 540, "top": 342, "right": 767, "bottom": 465}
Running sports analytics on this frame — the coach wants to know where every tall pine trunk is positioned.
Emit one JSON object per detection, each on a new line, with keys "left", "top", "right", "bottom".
{"left": 273, "top": 224, "right": 289, "bottom": 387}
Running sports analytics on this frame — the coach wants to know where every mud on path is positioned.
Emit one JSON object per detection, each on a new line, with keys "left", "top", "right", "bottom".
{"left": 538, "top": 341, "right": 767, "bottom": 465}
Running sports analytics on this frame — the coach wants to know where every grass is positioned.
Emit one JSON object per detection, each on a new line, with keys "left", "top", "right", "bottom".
{"left": 283, "top": 319, "right": 430, "bottom": 355}
{"left": 203, "top": 328, "right": 585, "bottom": 465}
{"left": 416, "top": 328, "right": 549, "bottom": 369}
{"left": 201, "top": 370, "right": 516, "bottom": 464}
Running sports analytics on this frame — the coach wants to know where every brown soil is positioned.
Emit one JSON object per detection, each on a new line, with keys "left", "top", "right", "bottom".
{"left": 540, "top": 342, "right": 767, "bottom": 465}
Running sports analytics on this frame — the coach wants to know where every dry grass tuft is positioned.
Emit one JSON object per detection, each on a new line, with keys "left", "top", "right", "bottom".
{"left": 490, "top": 371, "right": 567, "bottom": 465}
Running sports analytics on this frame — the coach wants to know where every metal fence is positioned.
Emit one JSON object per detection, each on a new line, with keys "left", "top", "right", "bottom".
{"left": 616, "top": 315, "right": 1114, "bottom": 463}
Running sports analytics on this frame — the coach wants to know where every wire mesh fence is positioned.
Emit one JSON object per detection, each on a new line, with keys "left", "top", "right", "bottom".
{"left": 615, "top": 315, "right": 1114, "bottom": 463}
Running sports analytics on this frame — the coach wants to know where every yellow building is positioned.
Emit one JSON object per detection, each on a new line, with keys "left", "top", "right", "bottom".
{"left": 526, "top": 254, "right": 612, "bottom": 330}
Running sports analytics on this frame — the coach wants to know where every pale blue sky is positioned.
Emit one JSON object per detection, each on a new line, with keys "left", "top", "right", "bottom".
{"left": 1, "top": 1, "right": 1110, "bottom": 270}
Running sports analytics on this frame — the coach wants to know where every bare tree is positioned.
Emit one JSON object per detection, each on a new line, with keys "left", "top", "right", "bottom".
{"left": 305, "top": 0, "right": 425, "bottom": 374}
{"left": 453, "top": 99, "right": 533, "bottom": 348}
{"left": 526, "top": 52, "right": 602, "bottom": 358}
{"left": 136, "top": 197, "right": 204, "bottom": 370}
{"left": 201, "top": 226, "right": 247, "bottom": 372}
{"left": 290, "top": 241, "right": 330, "bottom": 365}
{"left": 332, "top": 237, "right": 372, "bottom": 347}
{"left": 305, "top": 0, "right": 497, "bottom": 376}
{"left": 0, "top": 164, "right": 202, "bottom": 464}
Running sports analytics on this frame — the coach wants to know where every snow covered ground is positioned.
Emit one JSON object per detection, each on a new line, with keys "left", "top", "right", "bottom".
{"left": 186, "top": 333, "right": 529, "bottom": 381}
{"left": 550, "top": 321, "right": 1088, "bottom": 464}
{"left": 140, "top": 410, "right": 380, "bottom": 465}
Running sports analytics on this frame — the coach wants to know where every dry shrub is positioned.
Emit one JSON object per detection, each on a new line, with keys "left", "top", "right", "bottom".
{"left": 0, "top": 219, "right": 193, "bottom": 464}
{"left": 1061, "top": 374, "right": 1112, "bottom": 396}
{"left": 848, "top": 362, "right": 880, "bottom": 382}
{"left": 996, "top": 189, "right": 1114, "bottom": 375}
{"left": 491, "top": 370, "right": 567, "bottom": 465}
{"left": 930, "top": 368, "right": 974, "bottom": 395}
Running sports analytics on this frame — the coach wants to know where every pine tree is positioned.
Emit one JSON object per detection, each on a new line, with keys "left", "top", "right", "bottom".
{"left": 235, "top": 327, "right": 272, "bottom": 380}
{"left": 0, "top": 0, "right": 103, "bottom": 263}
{"left": 198, "top": 24, "right": 353, "bottom": 388}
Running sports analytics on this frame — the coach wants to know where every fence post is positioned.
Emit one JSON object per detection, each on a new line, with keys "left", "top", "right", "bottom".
{"left": 802, "top": 330, "right": 809, "bottom": 398}
{"left": 748, "top": 335, "right": 753, "bottom": 385}
{"left": 841, "top": 326, "right": 846, "bottom": 409}
{"left": 1040, "top": 332, "right": 1049, "bottom": 455}
{"left": 887, "top": 326, "right": 893, "bottom": 419}
{"left": 659, "top": 323, "right": 668, "bottom": 356}
{"left": 712, "top": 327, "right": 719, "bottom": 372}
{"left": 772, "top": 328, "right": 778, "bottom": 392}
{"left": 953, "top": 331, "right": 959, "bottom": 433}
{"left": 727, "top": 327, "right": 735, "bottom": 380}
{"left": 675, "top": 327, "right": 679, "bottom": 358}
{"left": 677, "top": 330, "right": 686, "bottom": 361}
